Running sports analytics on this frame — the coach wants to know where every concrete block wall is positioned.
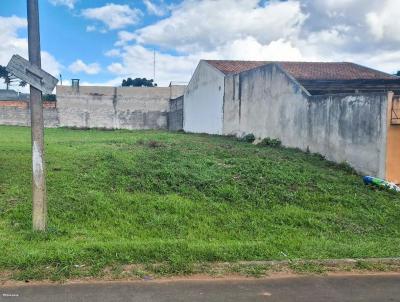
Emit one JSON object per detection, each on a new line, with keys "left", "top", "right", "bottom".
{"left": 170, "top": 85, "right": 186, "bottom": 99}
{"left": 168, "top": 96, "right": 184, "bottom": 131}
{"left": 0, "top": 85, "right": 186, "bottom": 130}
{"left": 0, "top": 101, "right": 59, "bottom": 128}
{"left": 56, "top": 85, "right": 184, "bottom": 130}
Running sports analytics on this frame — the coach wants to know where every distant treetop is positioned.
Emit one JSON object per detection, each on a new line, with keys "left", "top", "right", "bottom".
{"left": 0, "top": 65, "right": 27, "bottom": 90}
{"left": 122, "top": 78, "right": 157, "bottom": 87}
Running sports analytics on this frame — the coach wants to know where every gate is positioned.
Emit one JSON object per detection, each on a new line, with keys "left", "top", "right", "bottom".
{"left": 391, "top": 96, "right": 400, "bottom": 125}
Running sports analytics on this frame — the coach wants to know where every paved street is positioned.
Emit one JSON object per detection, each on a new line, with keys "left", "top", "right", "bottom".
{"left": 1, "top": 274, "right": 400, "bottom": 302}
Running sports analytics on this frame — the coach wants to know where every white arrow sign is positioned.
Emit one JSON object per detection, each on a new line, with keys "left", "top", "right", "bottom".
{"left": 6, "top": 54, "right": 58, "bottom": 95}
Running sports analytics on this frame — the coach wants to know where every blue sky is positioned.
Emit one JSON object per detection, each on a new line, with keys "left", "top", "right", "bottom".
{"left": 1, "top": 0, "right": 182, "bottom": 86}
{"left": 0, "top": 0, "right": 399, "bottom": 90}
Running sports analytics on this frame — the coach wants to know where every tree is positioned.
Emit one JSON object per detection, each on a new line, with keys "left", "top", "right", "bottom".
{"left": 0, "top": 65, "right": 27, "bottom": 90}
{"left": 42, "top": 94, "right": 56, "bottom": 102}
{"left": 121, "top": 77, "right": 157, "bottom": 87}
{"left": 396, "top": 71, "right": 400, "bottom": 76}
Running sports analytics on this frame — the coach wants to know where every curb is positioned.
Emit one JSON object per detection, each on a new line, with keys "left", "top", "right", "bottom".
{"left": 234, "top": 257, "right": 400, "bottom": 267}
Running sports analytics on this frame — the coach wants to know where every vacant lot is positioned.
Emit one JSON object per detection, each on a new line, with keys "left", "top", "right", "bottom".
{"left": 0, "top": 126, "right": 399, "bottom": 279}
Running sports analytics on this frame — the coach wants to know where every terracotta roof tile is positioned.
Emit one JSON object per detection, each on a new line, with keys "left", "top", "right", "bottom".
{"left": 205, "top": 60, "right": 397, "bottom": 81}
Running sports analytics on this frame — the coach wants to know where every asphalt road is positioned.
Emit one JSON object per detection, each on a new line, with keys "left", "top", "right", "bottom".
{"left": 1, "top": 275, "right": 400, "bottom": 302}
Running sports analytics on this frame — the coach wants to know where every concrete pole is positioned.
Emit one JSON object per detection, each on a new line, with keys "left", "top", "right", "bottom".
{"left": 27, "top": 0, "right": 47, "bottom": 231}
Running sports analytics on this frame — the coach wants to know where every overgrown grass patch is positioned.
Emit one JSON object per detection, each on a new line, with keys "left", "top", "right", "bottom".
{"left": 0, "top": 126, "right": 400, "bottom": 280}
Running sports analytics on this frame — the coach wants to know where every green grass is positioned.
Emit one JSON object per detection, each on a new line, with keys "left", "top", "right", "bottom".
{"left": 0, "top": 125, "right": 399, "bottom": 279}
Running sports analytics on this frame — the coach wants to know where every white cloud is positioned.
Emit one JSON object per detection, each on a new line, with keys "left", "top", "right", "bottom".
{"left": 106, "top": 44, "right": 198, "bottom": 86}
{"left": 133, "top": 0, "right": 306, "bottom": 52}
{"left": 41, "top": 52, "right": 63, "bottom": 77}
{"left": 107, "top": 62, "right": 124, "bottom": 74}
{"left": 0, "top": 16, "right": 62, "bottom": 91}
{"left": 105, "top": 49, "right": 121, "bottom": 57}
{"left": 86, "top": 25, "right": 96, "bottom": 32}
{"left": 107, "top": 0, "right": 309, "bottom": 86}
{"left": 80, "top": 78, "right": 123, "bottom": 87}
{"left": 69, "top": 60, "right": 101, "bottom": 75}
{"left": 115, "top": 31, "right": 137, "bottom": 46}
{"left": 0, "top": 16, "right": 27, "bottom": 66}
{"left": 360, "top": 50, "right": 400, "bottom": 74}
{"left": 100, "top": 0, "right": 400, "bottom": 87}
{"left": 365, "top": 0, "right": 400, "bottom": 42}
{"left": 143, "top": 0, "right": 167, "bottom": 16}
{"left": 213, "top": 37, "right": 303, "bottom": 61}
{"left": 106, "top": 37, "right": 306, "bottom": 87}
{"left": 49, "top": 0, "right": 77, "bottom": 9}
{"left": 82, "top": 3, "right": 142, "bottom": 30}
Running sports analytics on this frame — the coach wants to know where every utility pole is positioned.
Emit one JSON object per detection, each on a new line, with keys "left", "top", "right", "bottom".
{"left": 27, "top": 0, "right": 47, "bottom": 231}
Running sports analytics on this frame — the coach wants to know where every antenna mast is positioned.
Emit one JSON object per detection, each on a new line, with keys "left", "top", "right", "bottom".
{"left": 153, "top": 49, "right": 156, "bottom": 83}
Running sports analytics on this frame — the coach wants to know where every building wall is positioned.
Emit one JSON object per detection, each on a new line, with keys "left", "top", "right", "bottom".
{"left": 183, "top": 61, "right": 225, "bottom": 134}
{"left": 0, "top": 86, "right": 185, "bottom": 130}
{"left": 170, "top": 85, "right": 186, "bottom": 99}
{"left": 386, "top": 93, "right": 400, "bottom": 183}
{"left": 0, "top": 89, "right": 29, "bottom": 101}
{"left": 308, "top": 93, "right": 388, "bottom": 178}
{"left": 0, "top": 101, "right": 59, "bottom": 128}
{"left": 223, "top": 64, "right": 389, "bottom": 177}
{"left": 223, "top": 64, "right": 310, "bottom": 143}
{"left": 168, "top": 96, "right": 184, "bottom": 131}
{"left": 56, "top": 86, "right": 176, "bottom": 130}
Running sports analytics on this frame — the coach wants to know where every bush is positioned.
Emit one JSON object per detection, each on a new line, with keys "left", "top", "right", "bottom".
{"left": 240, "top": 133, "right": 256, "bottom": 143}
{"left": 258, "top": 137, "right": 282, "bottom": 147}
{"left": 42, "top": 94, "right": 56, "bottom": 102}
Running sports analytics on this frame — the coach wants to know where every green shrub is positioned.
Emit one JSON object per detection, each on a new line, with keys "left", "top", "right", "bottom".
{"left": 42, "top": 94, "right": 56, "bottom": 102}
{"left": 258, "top": 137, "right": 282, "bottom": 147}
{"left": 240, "top": 133, "right": 256, "bottom": 143}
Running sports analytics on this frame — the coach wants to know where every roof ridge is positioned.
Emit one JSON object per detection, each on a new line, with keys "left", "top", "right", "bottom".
{"left": 205, "top": 60, "right": 359, "bottom": 64}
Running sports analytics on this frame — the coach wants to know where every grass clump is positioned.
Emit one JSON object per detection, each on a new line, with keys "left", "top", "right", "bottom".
{"left": 0, "top": 126, "right": 399, "bottom": 280}
{"left": 240, "top": 133, "right": 256, "bottom": 143}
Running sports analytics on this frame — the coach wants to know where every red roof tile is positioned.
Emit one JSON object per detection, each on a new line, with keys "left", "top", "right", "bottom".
{"left": 205, "top": 60, "right": 397, "bottom": 81}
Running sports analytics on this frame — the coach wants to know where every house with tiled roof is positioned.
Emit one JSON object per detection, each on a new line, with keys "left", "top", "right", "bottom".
{"left": 183, "top": 60, "right": 400, "bottom": 182}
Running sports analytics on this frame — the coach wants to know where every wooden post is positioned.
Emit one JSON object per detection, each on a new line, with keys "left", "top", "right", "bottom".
{"left": 27, "top": 0, "right": 47, "bottom": 231}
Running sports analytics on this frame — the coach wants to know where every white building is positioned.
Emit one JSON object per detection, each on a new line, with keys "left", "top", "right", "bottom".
{"left": 183, "top": 60, "right": 225, "bottom": 134}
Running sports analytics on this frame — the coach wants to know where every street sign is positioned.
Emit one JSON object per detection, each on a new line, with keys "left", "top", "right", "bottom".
{"left": 6, "top": 54, "right": 58, "bottom": 95}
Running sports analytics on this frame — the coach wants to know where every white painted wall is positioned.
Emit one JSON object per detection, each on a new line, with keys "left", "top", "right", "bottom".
{"left": 183, "top": 61, "right": 225, "bottom": 134}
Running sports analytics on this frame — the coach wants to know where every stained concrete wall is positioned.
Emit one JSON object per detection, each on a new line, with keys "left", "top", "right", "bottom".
{"left": 56, "top": 86, "right": 180, "bottom": 130}
{"left": 0, "top": 102, "right": 59, "bottom": 128}
{"left": 170, "top": 85, "right": 186, "bottom": 100}
{"left": 223, "top": 64, "right": 310, "bottom": 142}
{"left": 183, "top": 61, "right": 225, "bottom": 134}
{"left": 308, "top": 93, "right": 388, "bottom": 177}
{"left": 0, "top": 85, "right": 185, "bottom": 130}
{"left": 223, "top": 63, "right": 389, "bottom": 177}
{"left": 168, "top": 96, "right": 184, "bottom": 131}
